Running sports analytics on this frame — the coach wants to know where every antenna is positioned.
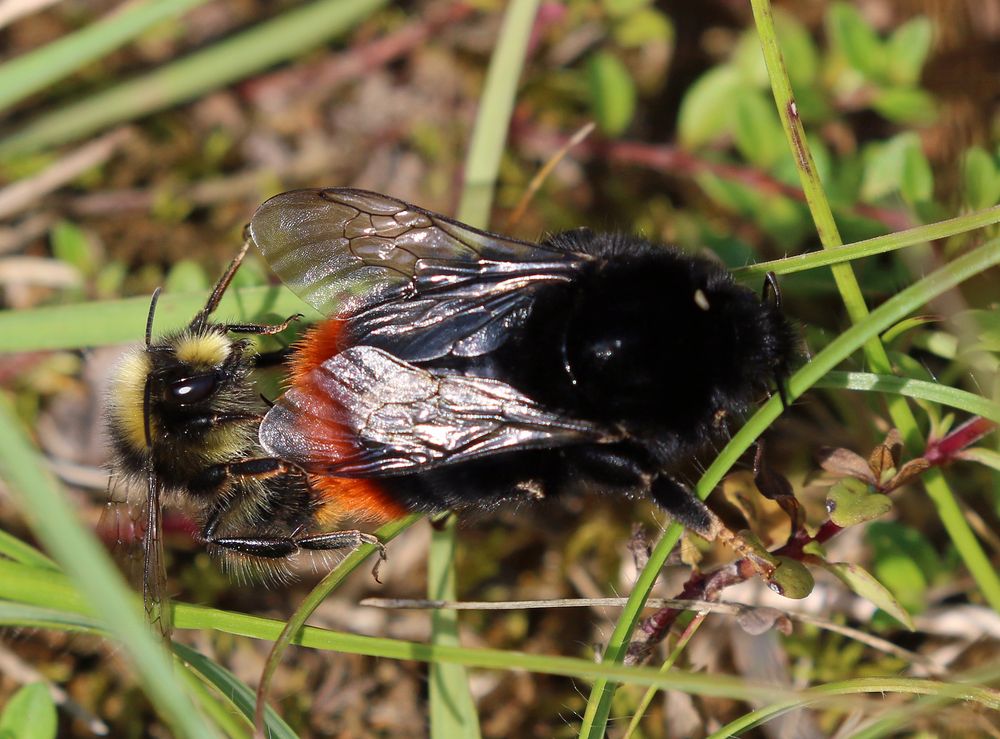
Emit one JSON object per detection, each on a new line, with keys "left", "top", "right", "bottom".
{"left": 145, "top": 287, "right": 163, "bottom": 347}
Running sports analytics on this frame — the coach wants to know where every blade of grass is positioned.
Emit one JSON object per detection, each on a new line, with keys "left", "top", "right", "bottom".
{"left": 0, "top": 602, "right": 102, "bottom": 634}
{"left": 3, "top": 559, "right": 998, "bottom": 716}
{"left": 817, "top": 371, "right": 1000, "bottom": 423}
{"left": 0, "top": 527, "right": 58, "bottom": 570}
{"left": 428, "top": 515, "right": 479, "bottom": 738}
{"left": 707, "top": 672, "right": 1000, "bottom": 738}
{"left": 250, "top": 514, "right": 420, "bottom": 737}
{"left": 0, "top": 0, "right": 211, "bottom": 113}
{"left": 4, "top": 567, "right": 998, "bottom": 719}
{"left": 840, "top": 662, "right": 1000, "bottom": 739}
{"left": 0, "top": 396, "right": 214, "bottom": 738}
{"left": 175, "top": 664, "right": 255, "bottom": 739}
{"left": 747, "top": 0, "right": 1000, "bottom": 615}
{"left": 0, "top": 285, "right": 318, "bottom": 352}
{"left": 176, "top": 643, "right": 296, "bottom": 739}
{"left": 578, "top": 239, "right": 1000, "bottom": 737}
{"left": 622, "top": 613, "right": 708, "bottom": 739}
{"left": 456, "top": 0, "right": 542, "bottom": 227}
{"left": 0, "top": 0, "right": 389, "bottom": 157}
{"left": 733, "top": 203, "right": 1000, "bottom": 278}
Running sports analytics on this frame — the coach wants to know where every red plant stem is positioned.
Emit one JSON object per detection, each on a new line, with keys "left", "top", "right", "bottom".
{"left": 925, "top": 416, "right": 998, "bottom": 465}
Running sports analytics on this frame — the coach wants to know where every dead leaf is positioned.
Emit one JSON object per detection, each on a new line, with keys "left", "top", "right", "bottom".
{"left": 886, "top": 457, "right": 931, "bottom": 491}
{"left": 818, "top": 446, "right": 876, "bottom": 483}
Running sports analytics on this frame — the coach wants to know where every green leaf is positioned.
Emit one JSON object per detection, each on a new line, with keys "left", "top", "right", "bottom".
{"left": 677, "top": 66, "right": 742, "bottom": 147}
{"left": 963, "top": 146, "right": 1000, "bottom": 210}
{"left": 827, "top": 2, "right": 886, "bottom": 80}
{"left": 881, "top": 315, "right": 939, "bottom": 345}
{"left": 602, "top": 0, "right": 652, "bottom": 18}
{"left": 49, "top": 221, "right": 95, "bottom": 278}
{"left": 767, "top": 557, "right": 814, "bottom": 599}
{"left": 867, "top": 522, "right": 942, "bottom": 614}
{"left": 586, "top": 51, "right": 637, "bottom": 136}
{"left": 861, "top": 133, "right": 925, "bottom": 202}
{"left": 0, "top": 683, "right": 57, "bottom": 739}
{"left": 871, "top": 87, "right": 937, "bottom": 125}
{"left": 958, "top": 447, "right": 1000, "bottom": 472}
{"left": 958, "top": 308, "right": 1000, "bottom": 353}
{"left": 733, "top": 31, "right": 770, "bottom": 87}
{"left": 774, "top": 10, "right": 819, "bottom": 86}
{"left": 886, "top": 16, "right": 933, "bottom": 86}
{"left": 612, "top": 8, "right": 673, "bottom": 48}
{"left": 734, "top": 91, "right": 785, "bottom": 169}
{"left": 826, "top": 478, "right": 892, "bottom": 527}
{"left": 901, "top": 141, "right": 934, "bottom": 204}
{"left": 818, "top": 561, "right": 915, "bottom": 630}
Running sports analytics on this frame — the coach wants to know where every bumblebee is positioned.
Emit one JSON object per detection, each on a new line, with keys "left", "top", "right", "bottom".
{"left": 247, "top": 189, "right": 799, "bottom": 546}
{"left": 105, "top": 243, "right": 383, "bottom": 633}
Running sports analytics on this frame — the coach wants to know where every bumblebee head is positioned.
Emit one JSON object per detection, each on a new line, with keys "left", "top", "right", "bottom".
{"left": 106, "top": 277, "right": 257, "bottom": 486}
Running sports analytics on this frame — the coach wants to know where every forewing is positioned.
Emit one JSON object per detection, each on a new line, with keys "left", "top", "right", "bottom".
{"left": 248, "top": 188, "right": 588, "bottom": 360}
{"left": 259, "top": 346, "right": 616, "bottom": 476}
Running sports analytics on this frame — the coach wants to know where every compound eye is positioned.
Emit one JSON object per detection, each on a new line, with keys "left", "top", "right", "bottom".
{"left": 167, "top": 372, "right": 218, "bottom": 404}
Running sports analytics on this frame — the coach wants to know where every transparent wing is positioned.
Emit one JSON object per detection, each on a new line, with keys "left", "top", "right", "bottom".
{"left": 259, "top": 346, "right": 617, "bottom": 476}
{"left": 248, "top": 188, "right": 589, "bottom": 360}
{"left": 98, "top": 472, "right": 172, "bottom": 642}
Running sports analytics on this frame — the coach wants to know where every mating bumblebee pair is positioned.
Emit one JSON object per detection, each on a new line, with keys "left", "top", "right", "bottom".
{"left": 106, "top": 188, "right": 798, "bottom": 629}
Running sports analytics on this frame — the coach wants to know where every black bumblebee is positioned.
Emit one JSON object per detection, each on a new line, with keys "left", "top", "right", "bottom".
{"left": 247, "top": 188, "right": 799, "bottom": 544}
{"left": 105, "top": 243, "right": 383, "bottom": 635}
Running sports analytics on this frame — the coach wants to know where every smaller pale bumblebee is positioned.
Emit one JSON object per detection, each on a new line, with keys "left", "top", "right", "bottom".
{"left": 105, "top": 242, "right": 383, "bottom": 636}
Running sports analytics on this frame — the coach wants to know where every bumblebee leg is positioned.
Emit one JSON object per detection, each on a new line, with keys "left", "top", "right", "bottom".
{"left": 198, "top": 513, "right": 387, "bottom": 580}
{"left": 193, "top": 461, "right": 388, "bottom": 580}
{"left": 650, "top": 476, "right": 777, "bottom": 580}
{"left": 649, "top": 475, "right": 720, "bottom": 540}
{"left": 298, "top": 531, "right": 388, "bottom": 582}
{"left": 223, "top": 313, "right": 302, "bottom": 336}
{"left": 188, "top": 457, "right": 297, "bottom": 494}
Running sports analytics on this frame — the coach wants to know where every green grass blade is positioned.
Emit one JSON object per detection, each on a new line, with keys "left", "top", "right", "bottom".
{"left": 0, "top": 285, "right": 318, "bottom": 352}
{"left": 707, "top": 674, "right": 1000, "bottom": 738}
{"left": 175, "top": 642, "right": 296, "bottom": 739}
{"left": 3, "top": 560, "right": 998, "bottom": 717}
{"left": 0, "top": 0, "right": 211, "bottom": 113}
{"left": 578, "top": 239, "right": 1000, "bottom": 737}
{"left": 456, "top": 0, "right": 542, "bottom": 228}
{"left": 174, "top": 663, "right": 256, "bottom": 739}
{"left": 0, "top": 397, "right": 215, "bottom": 738}
{"left": 818, "top": 371, "right": 1000, "bottom": 422}
{"left": 0, "top": 527, "right": 59, "bottom": 570}
{"left": 428, "top": 515, "right": 480, "bottom": 738}
{"left": 0, "top": 0, "right": 389, "bottom": 157}
{"left": 734, "top": 203, "right": 1000, "bottom": 278}
{"left": 0, "top": 601, "right": 102, "bottom": 634}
